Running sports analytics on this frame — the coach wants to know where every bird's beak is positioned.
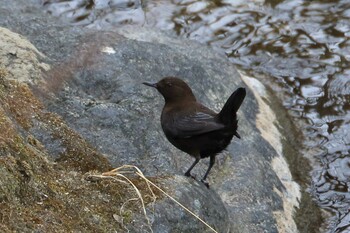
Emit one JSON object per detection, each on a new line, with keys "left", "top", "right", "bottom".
{"left": 142, "top": 82, "right": 158, "bottom": 88}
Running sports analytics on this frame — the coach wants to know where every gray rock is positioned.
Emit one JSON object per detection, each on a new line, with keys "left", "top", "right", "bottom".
{"left": 44, "top": 27, "right": 284, "bottom": 232}
{"left": 128, "top": 176, "right": 230, "bottom": 233}
{"left": 0, "top": 1, "right": 299, "bottom": 232}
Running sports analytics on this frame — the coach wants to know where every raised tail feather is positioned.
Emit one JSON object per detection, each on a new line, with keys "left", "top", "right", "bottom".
{"left": 218, "top": 87, "right": 246, "bottom": 130}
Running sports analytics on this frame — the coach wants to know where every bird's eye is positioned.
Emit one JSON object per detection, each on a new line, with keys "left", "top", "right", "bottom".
{"left": 166, "top": 82, "right": 172, "bottom": 87}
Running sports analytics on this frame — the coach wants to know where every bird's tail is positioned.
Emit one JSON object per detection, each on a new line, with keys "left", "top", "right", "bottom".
{"left": 218, "top": 87, "right": 246, "bottom": 136}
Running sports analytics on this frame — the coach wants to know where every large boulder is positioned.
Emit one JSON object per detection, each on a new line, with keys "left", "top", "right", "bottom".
{"left": 0, "top": 0, "right": 300, "bottom": 232}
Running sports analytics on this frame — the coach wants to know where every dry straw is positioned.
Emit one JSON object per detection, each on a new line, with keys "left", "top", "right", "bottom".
{"left": 88, "top": 165, "right": 218, "bottom": 233}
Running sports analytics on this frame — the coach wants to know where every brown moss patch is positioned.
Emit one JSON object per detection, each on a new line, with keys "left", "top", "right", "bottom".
{"left": 0, "top": 80, "right": 43, "bottom": 130}
{"left": 0, "top": 67, "right": 8, "bottom": 79}
{"left": 0, "top": 165, "right": 161, "bottom": 232}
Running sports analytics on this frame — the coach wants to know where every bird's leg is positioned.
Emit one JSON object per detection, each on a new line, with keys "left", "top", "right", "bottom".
{"left": 201, "top": 155, "right": 215, "bottom": 187}
{"left": 184, "top": 158, "right": 200, "bottom": 179}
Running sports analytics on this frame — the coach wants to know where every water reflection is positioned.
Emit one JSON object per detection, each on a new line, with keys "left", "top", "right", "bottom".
{"left": 43, "top": 0, "right": 350, "bottom": 232}
{"left": 43, "top": 0, "right": 146, "bottom": 26}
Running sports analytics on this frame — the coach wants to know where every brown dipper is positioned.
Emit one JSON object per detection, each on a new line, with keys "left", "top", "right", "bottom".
{"left": 143, "top": 77, "right": 246, "bottom": 187}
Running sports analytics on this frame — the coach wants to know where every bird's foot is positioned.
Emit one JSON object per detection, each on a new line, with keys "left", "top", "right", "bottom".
{"left": 200, "top": 179, "right": 210, "bottom": 189}
{"left": 184, "top": 172, "right": 196, "bottom": 180}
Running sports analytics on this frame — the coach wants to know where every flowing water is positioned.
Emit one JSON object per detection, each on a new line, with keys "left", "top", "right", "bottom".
{"left": 42, "top": 0, "right": 350, "bottom": 232}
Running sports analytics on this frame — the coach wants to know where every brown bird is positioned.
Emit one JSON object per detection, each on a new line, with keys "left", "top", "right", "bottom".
{"left": 143, "top": 77, "right": 246, "bottom": 187}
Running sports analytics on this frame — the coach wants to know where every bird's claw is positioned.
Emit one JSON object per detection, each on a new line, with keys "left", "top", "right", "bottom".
{"left": 184, "top": 172, "right": 196, "bottom": 179}
{"left": 201, "top": 179, "right": 210, "bottom": 188}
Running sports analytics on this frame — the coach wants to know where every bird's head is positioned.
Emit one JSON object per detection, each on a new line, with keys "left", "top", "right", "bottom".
{"left": 143, "top": 77, "right": 196, "bottom": 103}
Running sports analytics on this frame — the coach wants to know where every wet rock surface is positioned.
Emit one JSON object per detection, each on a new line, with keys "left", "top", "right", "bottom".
{"left": 0, "top": 0, "right": 299, "bottom": 232}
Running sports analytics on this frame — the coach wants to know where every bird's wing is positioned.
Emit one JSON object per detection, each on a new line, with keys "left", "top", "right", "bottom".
{"left": 169, "top": 112, "right": 225, "bottom": 138}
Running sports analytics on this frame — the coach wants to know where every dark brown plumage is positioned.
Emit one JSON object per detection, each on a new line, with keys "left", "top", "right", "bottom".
{"left": 143, "top": 77, "right": 246, "bottom": 187}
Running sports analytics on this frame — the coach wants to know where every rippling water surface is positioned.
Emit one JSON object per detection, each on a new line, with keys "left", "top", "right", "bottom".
{"left": 42, "top": 0, "right": 350, "bottom": 232}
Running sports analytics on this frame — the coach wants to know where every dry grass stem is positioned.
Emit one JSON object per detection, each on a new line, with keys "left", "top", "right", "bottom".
{"left": 91, "top": 171, "right": 154, "bottom": 233}
{"left": 89, "top": 165, "right": 218, "bottom": 233}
